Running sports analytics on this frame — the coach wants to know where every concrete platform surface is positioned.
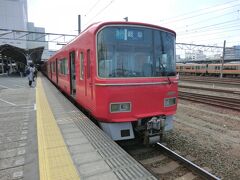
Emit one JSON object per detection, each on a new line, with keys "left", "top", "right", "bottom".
{"left": 0, "top": 75, "right": 157, "bottom": 180}
{"left": 0, "top": 76, "right": 38, "bottom": 180}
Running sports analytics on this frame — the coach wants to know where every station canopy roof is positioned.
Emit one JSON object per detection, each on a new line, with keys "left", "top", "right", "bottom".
{"left": 0, "top": 44, "right": 44, "bottom": 65}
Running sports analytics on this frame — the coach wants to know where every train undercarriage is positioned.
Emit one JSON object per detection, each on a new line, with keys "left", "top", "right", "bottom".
{"left": 99, "top": 115, "right": 174, "bottom": 144}
{"left": 134, "top": 115, "right": 174, "bottom": 144}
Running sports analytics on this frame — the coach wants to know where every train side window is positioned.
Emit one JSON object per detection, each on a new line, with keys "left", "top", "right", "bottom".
{"left": 53, "top": 62, "right": 55, "bottom": 72}
{"left": 50, "top": 63, "right": 52, "bottom": 73}
{"left": 64, "top": 58, "right": 68, "bottom": 75}
{"left": 59, "top": 58, "right": 67, "bottom": 75}
{"left": 80, "top": 52, "right": 84, "bottom": 80}
{"left": 60, "top": 60, "right": 63, "bottom": 74}
{"left": 87, "top": 49, "right": 90, "bottom": 79}
{"left": 58, "top": 61, "right": 61, "bottom": 73}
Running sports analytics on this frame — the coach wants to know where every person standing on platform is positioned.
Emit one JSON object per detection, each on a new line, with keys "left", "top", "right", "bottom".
{"left": 19, "top": 66, "right": 24, "bottom": 77}
{"left": 18, "top": 63, "right": 24, "bottom": 77}
{"left": 27, "top": 64, "right": 35, "bottom": 87}
{"left": 32, "top": 66, "right": 36, "bottom": 82}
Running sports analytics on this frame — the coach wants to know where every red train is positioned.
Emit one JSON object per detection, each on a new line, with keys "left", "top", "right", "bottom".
{"left": 44, "top": 21, "right": 178, "bottom": 144}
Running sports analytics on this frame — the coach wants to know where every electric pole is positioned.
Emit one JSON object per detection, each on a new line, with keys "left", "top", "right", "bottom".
{"left": 220, "top": 40, "right": 226, "bottom": 78}
{"left": 78, "top": 15, "right": 81, "bottom": 34}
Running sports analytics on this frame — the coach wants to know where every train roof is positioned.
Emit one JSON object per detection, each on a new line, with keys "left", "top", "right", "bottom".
{"left": 49, "top": 21, "right": 176, "bottom": 60}
{"left": 72, "top": 21, "right": 176, "bottom": 45}
{"left": 85, "top": 21, "right": 176, "bottom": 35}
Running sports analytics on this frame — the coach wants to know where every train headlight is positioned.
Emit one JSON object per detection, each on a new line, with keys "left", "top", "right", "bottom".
{"left": 164, "top": 97, "right": 176, "bottom": 107}
{"left": 110, "top": 102, "right": 131, "bottom": 113}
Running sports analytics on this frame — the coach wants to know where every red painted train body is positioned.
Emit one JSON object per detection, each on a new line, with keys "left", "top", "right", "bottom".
{"left": 44, "top": 21, "right": 178, "bottom": 143}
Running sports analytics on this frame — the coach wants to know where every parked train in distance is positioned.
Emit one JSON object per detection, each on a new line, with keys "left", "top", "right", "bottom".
{"left": 177, "top": 63, "right": 240, "bottom": 77}
{"left": 43, "top": 21, "right": 178, "bottom": 144}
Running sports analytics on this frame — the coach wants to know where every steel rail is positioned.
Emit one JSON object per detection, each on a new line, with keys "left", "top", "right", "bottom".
{"left": 179, "top": 85, "right": 240, "bottom": 94}
{"left": 180, "top": 76, "right": 240, "bottom": 83}
{"left": 180, "top": 79, "right": 240, "bottom": 86}
{"left": 156, "top": 143, "right": 221, "bottom": 180}
{"left": 179, "top": 92, "right": 240, "bottom": 103}
{"left": 178, "top": 92, "right": 240, "bottom": 111}
{"left": 179, "top": 77, "right": 240, "bottom": 85}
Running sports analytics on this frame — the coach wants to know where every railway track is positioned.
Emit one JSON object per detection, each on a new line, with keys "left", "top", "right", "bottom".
{"left": 179, "top": 85, "right": 240, "bottom": 95}
{"left": 180, "top": 76, "right": 240, "bottom": 86}
{"left": 156, "top": 143, "right": 220, "bottom": 180}
{"left": 121, "top": 141, "right": 220, "bottom": 180}
{"left": 178, "top": 91, "right": 240, "bottom": 111}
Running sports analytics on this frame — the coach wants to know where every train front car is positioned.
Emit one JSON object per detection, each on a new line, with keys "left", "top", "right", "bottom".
{"left": 94, "top": 22, "right": 178, "bottom": 144}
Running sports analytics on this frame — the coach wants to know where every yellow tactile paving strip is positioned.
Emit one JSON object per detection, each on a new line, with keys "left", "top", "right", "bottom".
{"left": 36, "top": 78, "right": 80, "bottom": 180}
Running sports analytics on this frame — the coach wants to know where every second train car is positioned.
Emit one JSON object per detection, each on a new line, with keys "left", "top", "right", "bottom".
{"left": 177, "top": 63, "right": 240, "bottom": 77}
{"left": 45, "top": 21, "right": 178, "bottom": 144}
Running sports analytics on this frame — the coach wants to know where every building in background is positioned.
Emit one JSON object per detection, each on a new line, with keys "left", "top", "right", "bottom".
{"left": 27, "top": 22, "right": 49, "bottom": 59}
{"left": 185, "top": 50, "right": 206, "bottom": 61}
{"left": 0, "top": 0, "right": 49, "bottom": 60}
{"left": 0, "top": 0, "right": 28, "bottom": 48}
{"left": 225, "top": 45, "right": 240, "bottom": 60}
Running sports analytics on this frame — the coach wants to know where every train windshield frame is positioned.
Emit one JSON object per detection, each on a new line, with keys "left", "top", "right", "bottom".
{"left": 97, "top": 25, "right": 176, "bottom": 78}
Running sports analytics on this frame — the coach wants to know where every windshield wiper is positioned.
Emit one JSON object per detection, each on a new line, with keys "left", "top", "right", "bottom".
{"left": 166, "top": 73, "right": 172, "bottom": 84}
{"left": 159, "top": 63, "right": 172, "bottom": 84}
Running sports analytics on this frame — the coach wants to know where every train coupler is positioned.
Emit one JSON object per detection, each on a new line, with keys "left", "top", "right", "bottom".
{"left": 144, "top": 117, "right": 165, "bottom": 144}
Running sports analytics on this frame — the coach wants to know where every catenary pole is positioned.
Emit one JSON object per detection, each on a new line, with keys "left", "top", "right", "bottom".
{"left": 78, "top": 15, "right": 81, "bottom": 34}
{"left": 220, "top": 40, "right": 226, "bottom": 78}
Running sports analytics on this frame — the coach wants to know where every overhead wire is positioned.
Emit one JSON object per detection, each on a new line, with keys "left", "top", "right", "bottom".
{"left": 178, "top": 29, "right": 240, "bottom": 41}
{"left": 178, "top": 35, "right": 238, "bottom": 44}
{"left": 178, "top": 22, "right": 240, "bottom": 36}
{"left": 177, "top": 32, "right": 240, "bottom": 44}
{"left": 81, "top": 0, "right": 240, "bottom": 50}
{"left": 168, "top": 1, "right": 240, "bottom": 46}
{"left": 166, "top": 1, "right": 240, "bottom": 56}
{"left": 173, "top": 9, "right": 239, "bottom": 31}
{"left": 176, "top": 17, "right": 240, "bottom": 42}
{"left": 161, "top": 0, "right": 240, "bottom": 24}
{"left": 84, "top": 0, "right": 102, "bottom": 17}
{"left": 84, "top": 0, "right": 115, "bottom": 27}
{"left": 178, "top": 18, "right": 240, "bottom": 34}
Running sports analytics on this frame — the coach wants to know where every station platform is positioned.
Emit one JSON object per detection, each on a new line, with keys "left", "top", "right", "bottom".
{"left": 0, "top": 74, "right": 156, "bottom": 180}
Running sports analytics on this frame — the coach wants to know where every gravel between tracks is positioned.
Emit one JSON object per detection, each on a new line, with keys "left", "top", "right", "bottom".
{"left": 164, "top": 84, "right": 240, "bottom": 179}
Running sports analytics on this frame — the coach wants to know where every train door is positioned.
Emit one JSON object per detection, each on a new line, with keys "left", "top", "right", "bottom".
{"left": 86, "top": 49, "right": 93, "bottom": 101}
{"left": 56, "top": 58, "right": 58, "bottom": 84}
{"left": 50, "top": 62, "right": 52, "bottom": 79}
{"left": 79, "top": 51, "right": 87, "bottom": 97}
{"left": 69, "top": 51, "right": 76, "bottom": 97}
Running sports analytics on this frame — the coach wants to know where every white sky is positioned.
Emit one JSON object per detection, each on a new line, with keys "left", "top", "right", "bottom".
{"left": 27, "top": 0, "right": 240, "bottom": 49}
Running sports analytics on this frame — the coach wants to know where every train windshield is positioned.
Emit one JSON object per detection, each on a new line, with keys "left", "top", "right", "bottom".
{"left": 97, "top": 26, "right": 176, "bottom": 78}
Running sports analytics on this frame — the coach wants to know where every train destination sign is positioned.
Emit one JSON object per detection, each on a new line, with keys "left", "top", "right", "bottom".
{"left": 116, "top": 28, "right": 144, "bottom": 41}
